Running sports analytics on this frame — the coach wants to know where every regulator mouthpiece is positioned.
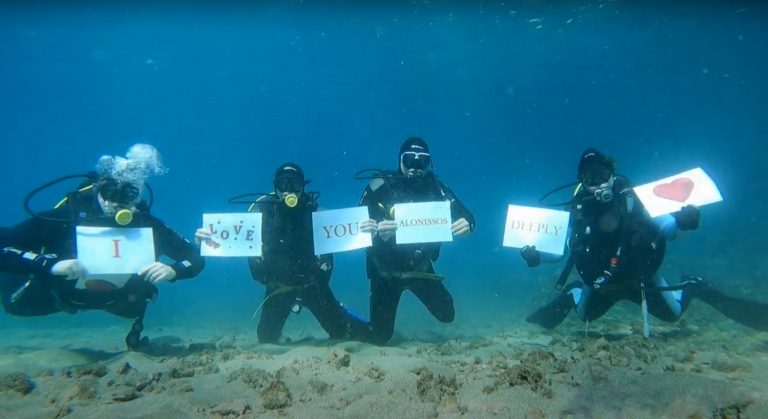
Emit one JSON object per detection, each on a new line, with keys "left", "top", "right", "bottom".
{"left": 283, "top": 193, "right": 299, "bottom": 208}
{"left": 115, "top": 209, "right": 133, "bottom": 225}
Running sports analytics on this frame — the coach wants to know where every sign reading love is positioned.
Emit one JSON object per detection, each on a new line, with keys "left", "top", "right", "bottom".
{"left": 633, "top": 167, "right": 722, "bottom": 217}
{"left": 652, "top": 177, "right": 695, "bottom": 202}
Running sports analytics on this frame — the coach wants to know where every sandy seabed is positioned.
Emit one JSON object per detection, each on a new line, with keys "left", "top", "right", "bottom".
{"left": 1, "top": 308, "right": 767, "bottom": 419}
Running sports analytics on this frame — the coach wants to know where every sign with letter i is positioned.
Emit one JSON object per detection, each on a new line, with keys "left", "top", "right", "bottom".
{"left": 76, "top": 226, "right": 156, "bottom": 275}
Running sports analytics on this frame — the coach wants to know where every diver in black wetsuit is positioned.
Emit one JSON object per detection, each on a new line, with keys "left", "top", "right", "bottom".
{"left": 358, "top": 137, "right": 475, "bottom": 345}
{"left": 197, "top": 163, "right": 370, "bottom": 344}
{"left": 522, "top": 148, "right": 768, "bottom": 332}
{"left": 0, "top": 144, "right": 205, "bottom": 350}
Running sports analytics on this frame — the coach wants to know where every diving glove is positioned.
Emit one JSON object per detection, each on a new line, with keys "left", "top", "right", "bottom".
{"left": 673, "top": 205, "right": 700, "bottom": 231}
{"left": 521, "top": 245, "right": 541, "bottom": 268}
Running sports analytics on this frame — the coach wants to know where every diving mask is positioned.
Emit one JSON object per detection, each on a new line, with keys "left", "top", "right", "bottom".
{"left": 275, "top": 176, "right": 305, "bottom": 193}
{"left": 274, "top": 175, "right": 305, "bottom": 208}
{"left": 401, "top": 151, "right": 431, "bottom": 171}
{"left": 99, "top": 180, "right": 140, "bottom": 206}
{"left": 98, "top": 180, "right": 140, "bottom": 224}
{"left": 580, "top": 166, "right": 613, "bottom": 188}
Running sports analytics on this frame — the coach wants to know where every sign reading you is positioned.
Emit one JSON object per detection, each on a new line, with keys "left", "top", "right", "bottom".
{"left": 312, "top": 206, "right": 372, "bottom": 255}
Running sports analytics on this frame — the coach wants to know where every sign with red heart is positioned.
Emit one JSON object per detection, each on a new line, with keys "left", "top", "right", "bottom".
{"left": 633, "top": 167, "right": 722, "bottom": 217}
{"left": 652, "top": 177, "right": 695, "bottom": 202}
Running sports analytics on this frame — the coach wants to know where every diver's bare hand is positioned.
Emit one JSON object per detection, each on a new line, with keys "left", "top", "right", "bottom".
{"left": 359, "top": 219, "right": 378, "bottom": 234}
{"left": 51, "top": 259, "right": 88, "bottom": 280}
{"left": 377, "top": 220, "right": 399, "bottom": 241}
{"left": 139, "top": 262, "right": 176, "bottom": 283}
{"left": 451, "top": 218, "right": 471, "bottom": 237}
{"left": 194, "top": 228, "right": 212, "bottom": 245}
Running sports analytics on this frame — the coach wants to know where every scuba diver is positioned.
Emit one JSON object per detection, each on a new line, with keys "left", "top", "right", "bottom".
{"left": 522, "top": 148, "right": 768, "bottom": 333}
{"left": 0, "top": 144, "right": 205, "bottom": 350}
{"left": 357, "top": 137, "right": 475, "bottom": 345}
{"left": 196, "top": 162, "right": 370, "bottom": 344}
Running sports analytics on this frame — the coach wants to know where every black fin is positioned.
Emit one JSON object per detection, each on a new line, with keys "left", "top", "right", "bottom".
{"left": 526, "top": 292, "right": 572, "bottom": 329}
{"left": 697, "top": 283, "right": 768, "bottom": 331}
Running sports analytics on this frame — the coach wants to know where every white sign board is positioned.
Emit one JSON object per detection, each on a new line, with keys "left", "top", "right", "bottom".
{"left": 312, "top": 206, "right": 372, "bottom": 255}
{"left": 201, "top": 213, "right": 262, "bottom": 257}
{"left": 502, "top": 205, "right": 570, "bottom": 256}
{"left": 394, "top": 201, "right": 453, "bottom": 245}
{"left": 75, "top": 226, "right": 156, "bottom": 290}
{"left": 633, "top": 168, "right": 723, "bottom": 217}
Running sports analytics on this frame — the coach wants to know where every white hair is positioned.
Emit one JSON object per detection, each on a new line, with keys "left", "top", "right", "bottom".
{"left": 96, "top": 143, "right": 167, "bottom": 187}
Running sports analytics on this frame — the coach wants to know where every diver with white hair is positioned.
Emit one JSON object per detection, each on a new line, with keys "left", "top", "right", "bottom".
{"left": 0, "top": 144, "right": 205, "bottom": 350}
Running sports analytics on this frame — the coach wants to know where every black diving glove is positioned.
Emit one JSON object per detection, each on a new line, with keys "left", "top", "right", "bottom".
{"left": 673, "top": 205, "right": 700, "bottom": 231}
{"left": 521, "top": 245, "right": 541, "bottom": 268}
{"left": 314, "top": 257, "right": 333, "bottom": 283}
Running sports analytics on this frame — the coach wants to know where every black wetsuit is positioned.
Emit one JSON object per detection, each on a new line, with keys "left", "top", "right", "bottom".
{"left": 360, "top": 171, "right": 475, "bottom": 344}
{"left": 247, "top": 193, "right": 370, "bottom": 344}
{"left": 0, "top": 193, "right": 204, "bottom": 339}
{"left": 527, "top": 177, "right": 683, "bottom": 329}
{"left": 563, "top": 177, "right": 687, "bottom": 322}
{"left": 528, "top": 177, "right": 768, "bottom": 331}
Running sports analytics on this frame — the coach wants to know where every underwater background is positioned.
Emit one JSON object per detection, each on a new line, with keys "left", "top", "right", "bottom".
{"left": 1, "top": 1, "right": 766, "bottom": 340}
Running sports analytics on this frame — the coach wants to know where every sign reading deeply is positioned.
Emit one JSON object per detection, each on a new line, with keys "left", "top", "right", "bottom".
{"left": 502, "top": 205, "right": 570, "bottom": 255}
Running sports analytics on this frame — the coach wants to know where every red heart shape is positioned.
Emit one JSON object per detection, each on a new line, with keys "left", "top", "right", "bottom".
{"left": 653, "top": 177, "right": 695, "bottom": 202}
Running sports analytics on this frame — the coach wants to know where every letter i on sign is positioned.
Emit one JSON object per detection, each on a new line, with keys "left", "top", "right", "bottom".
{"left": 112, "top": 239, "right": 122, "bottom": 258}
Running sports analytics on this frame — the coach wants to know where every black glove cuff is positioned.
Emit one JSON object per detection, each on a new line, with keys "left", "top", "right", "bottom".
{"left": 521, "top": 246, "right": 541, "bottom": 268}
{"left": 673, "top": 207, "right": 700, "bottom": 231}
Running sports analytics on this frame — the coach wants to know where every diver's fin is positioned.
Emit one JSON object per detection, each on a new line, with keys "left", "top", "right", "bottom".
{"left": 526, "top": 292, "right": 572, "bottom": 329}
{"left": 696, "top": 283, "right": 768, "bottom": 331}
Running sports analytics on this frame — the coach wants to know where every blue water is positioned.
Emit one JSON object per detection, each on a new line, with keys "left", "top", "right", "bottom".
{"left": 1, "top": 2, "right": 767, "bottom": 337}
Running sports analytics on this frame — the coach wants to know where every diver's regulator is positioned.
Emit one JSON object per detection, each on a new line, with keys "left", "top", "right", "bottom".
{"left": 593, "top": 187, "right": 614, "bottom": 203}
{"left": 283, "top": 193, "right": 299, "bottom": 208}
{"left": 115, "top": 209, "right": 134, "bottom": 225}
